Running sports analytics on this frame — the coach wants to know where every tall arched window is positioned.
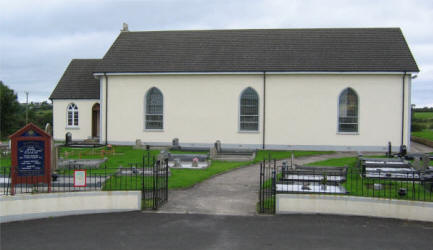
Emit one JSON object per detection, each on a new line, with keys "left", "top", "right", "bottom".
{"left": 240, "top": 87, "right": 259, "bottom": 131}
{"left": 67, "top": 103, "right": 78, "bottom": 127}
{"left": 338, "top": 88, "right": 358, "bottom": 132}
{"left": 145, "top": 87, "right": 163, "bottom": 129}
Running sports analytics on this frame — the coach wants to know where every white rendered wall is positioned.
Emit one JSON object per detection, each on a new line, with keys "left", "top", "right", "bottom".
{"left": 265, "top": 74, "right": 409, "bottom": 150}
{"left": 277, "top": 194, "right": 433, "bottom": 222}
{"left": 53, "top": 99, "right": 100, "bottom": 141}
{"left": 0, "top": 191, "right": 141, "bottom": 223}
{"left": 97, "top": 73, "right": 410, "bottom": 150}
{"left": 105, "top": 74, "right": 263, "bottom": 146}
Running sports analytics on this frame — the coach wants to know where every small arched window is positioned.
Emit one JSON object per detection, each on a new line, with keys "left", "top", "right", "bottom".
{"left": 145, "top": 87, "right": 163, "bottom": 129}
{"left": 67, "top": 103, "right": 78, "bottom": 127}
{"left": 338, "top": 88, "right": 358, "bottom": 132}
{"left": 240, "top": 87, "right": 259, "bottom": 131}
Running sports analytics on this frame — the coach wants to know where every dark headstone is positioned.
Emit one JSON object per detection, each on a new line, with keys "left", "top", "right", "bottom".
{"left": 65, "top": 132, "right": 72, "bottom": 146}
{"left": 214, "top": 140, "right": 221, "bottom": 153}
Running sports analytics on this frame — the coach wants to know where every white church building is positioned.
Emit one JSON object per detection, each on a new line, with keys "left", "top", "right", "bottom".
{"left": 50, "top": 28, "right": 419, "bottom": 151}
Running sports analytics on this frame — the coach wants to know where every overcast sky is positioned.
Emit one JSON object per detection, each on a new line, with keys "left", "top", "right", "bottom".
{"left": 1, "top": 0, "right": 432, "bottom": 106}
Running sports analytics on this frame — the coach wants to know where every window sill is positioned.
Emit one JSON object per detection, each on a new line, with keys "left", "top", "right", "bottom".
{"left": 143, "top": 129, "right": 164, "bottom": 132}
{"left": 238, "top": 130, "right": 260, "bottom": 134}
{"left": 337, "top": 132, "right": 359, "bottom": 135}
{"left": 66, "top": 127, "right": 80, "bottom": 130}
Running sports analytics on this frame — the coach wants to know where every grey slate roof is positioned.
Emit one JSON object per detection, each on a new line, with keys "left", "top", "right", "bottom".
{"left": 96, "top": 28, "right": 419, "bottom": 73}
{"left": 51, "top": 28, "right": 419, "bottom": 99}
{"left": 50, "top": 59, "right": 100, "bottom": 99}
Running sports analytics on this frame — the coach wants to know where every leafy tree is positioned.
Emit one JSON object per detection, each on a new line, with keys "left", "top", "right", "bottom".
{"left": 0, "top": 81, "right": 22, "bottom": 139}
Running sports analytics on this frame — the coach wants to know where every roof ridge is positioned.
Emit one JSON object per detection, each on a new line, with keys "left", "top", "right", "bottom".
{"left": 123, "top": 27, "right": 402, "bottom": 34}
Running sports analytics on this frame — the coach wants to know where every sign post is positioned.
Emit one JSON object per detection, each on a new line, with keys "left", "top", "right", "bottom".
{"left": 9, "top": 123, "right": 52, "bottom": 195}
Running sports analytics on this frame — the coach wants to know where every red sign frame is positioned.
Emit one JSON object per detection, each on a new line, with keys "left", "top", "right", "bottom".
{"left": 73, "top": 170, "right": 87, "bottom": 187}
{"left": 9, "top": 123, "right": 52, "bottom": 195}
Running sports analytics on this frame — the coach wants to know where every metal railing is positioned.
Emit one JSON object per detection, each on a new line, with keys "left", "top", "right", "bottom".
{"left": 1, "top": 154, "right": 169, "bottom": 210}
{"left": 259, "top": 159, "right": 433, "bottom": 214}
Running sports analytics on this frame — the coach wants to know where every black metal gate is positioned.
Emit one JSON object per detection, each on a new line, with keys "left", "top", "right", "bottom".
{"left": 259, "top": 159, "right": 276, "bottom": 214}
{"left": 141, "top": 153, "right": 168, "bottom": 210}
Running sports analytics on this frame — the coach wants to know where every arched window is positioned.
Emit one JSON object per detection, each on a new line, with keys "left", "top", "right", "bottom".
{"left": 240, "top": 87, "right": 259, "bottom": 131}
{"left": 67, "top": 103, "right": 78, "bottom": 127}
{"left": 145, "top": 87, "right": 163, "bottom": 129}
{"left": 338, "top": 88, "right": 358, "bottom": 132}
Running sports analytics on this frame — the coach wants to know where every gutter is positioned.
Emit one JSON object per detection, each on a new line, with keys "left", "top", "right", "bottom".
{"left": 263, "top": 71, "right": 266, "bottom": 150}
{"left": 401, "top": 72, "right": 406, "bottom": 146}
{"left": 93, "top": 71, "right": 419, "bottom": 76}
{"left": 104, "top": 73, "right": 108, "bottom": 145}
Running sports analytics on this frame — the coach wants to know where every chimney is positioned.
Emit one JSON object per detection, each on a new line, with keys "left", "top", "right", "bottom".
{"left": 121, "top": 23, "right": 129, "bottom": 32}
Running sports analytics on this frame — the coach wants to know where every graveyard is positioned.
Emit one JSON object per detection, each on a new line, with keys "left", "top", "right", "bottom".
{"left": 0, "top": 140, "right": 334, "bottom": 193}
{"left": 277, "top": 154, "right": 433, "bottom": 201}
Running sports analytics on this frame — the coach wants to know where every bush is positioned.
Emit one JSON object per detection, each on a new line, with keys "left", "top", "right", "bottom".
{"left": 411, "top": 123, "right": 426, "bottom": 132}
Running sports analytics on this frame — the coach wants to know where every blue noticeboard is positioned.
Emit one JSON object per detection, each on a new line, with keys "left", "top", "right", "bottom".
{"left": 17, "top": 140, "right": 45, "bottom": 176}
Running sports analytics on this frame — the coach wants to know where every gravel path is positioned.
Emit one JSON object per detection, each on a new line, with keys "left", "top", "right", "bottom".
{"left": 158, "top": 152, "right": 358, "bottom": 215}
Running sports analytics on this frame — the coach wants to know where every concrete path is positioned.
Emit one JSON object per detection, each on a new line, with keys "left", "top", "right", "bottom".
{"left": 3, "top": 212, "right": 433, "bottom": 250}
{"left": 159, "top": 152, "right": 357, "bottom": 215}
{"left": 410, "top": 141, "right": 433, "bottom": 153}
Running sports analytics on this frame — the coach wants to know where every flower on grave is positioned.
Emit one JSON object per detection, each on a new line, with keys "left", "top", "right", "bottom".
{"left": 192, "top": 157, "right": 199, "bottom": 163}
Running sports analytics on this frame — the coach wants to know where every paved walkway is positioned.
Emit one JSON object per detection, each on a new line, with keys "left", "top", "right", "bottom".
{"left": 159, "top": 152, "right": 357, "bottom": 215}
{"left": 3, "top": 212, "right": 432, "bottom": 250}
{"left": 410, "top": 141, "right": 433, "bottom": 153}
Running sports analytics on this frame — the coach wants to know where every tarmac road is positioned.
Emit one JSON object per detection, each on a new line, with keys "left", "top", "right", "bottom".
{"left": 2, "top": 212, "right": 433, "bottom": 250}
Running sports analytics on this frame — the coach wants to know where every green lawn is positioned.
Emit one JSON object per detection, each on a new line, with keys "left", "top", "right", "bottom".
{"left": 168, "top": 150, "right": 208, "bottom": 155}
{"left": 307, "top": 156, "right": 433, "bottom": 201}
{"left": 412, "top": 130, "right": 433, "bottom": 142}
{"left": 253, "top": 150, "right": 334, "bottom": 163}
{"left": 413, "top": 112, "right": 433, "bottom": 119}
{"left": 412, "top": 111, "right": 433, "bottom": 142}
{"left": 2, "top": 145, "right": 334, "bottom": 190}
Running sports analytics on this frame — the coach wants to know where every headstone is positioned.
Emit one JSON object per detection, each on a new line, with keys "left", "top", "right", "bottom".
{"left": 373, "top": 183, "right": 383, "bottom": 190}
{"left": 172, "top": 138, "right": 179, "bottom": 147}
{"left": 65, "top": 132, "right": 72, "bottom": 146}
{"left": 399, "top": 145, "right": 407, "bottom": 157}
{"left": 422, "top": 155, "right": 430, "bottom": 170}
{"left": 174, "top": 158, "right": 181, "bottom": 168}
{"left": 282, "top": 161, "right": 288, "bottom": 173}
{"left": 214, "top": 140, "right": 222, "bottom": 153}
{"left": 158, "top": 150, "right": 169, "bottom": 162}
{"left": 135, "top": 139, "right": 142, "bottom": 148}
{"left": 413, "top": 157, "right": 422, "bottom": 171}
{"left": 9, "top": 123, "right": 52, "bottom": 195}
{"left": 387, "top": 141, "right": 392, "bottom": 158}
{"left": 210, "top": 146, "right": 217, "bottom": 159}
{"left": 192, "top": 157, "right": 199, "bottom": 167}
{"left": 290, "top": 153, "right": 295, "bottom": 169}
{"left": 45, "top": 123, "right": 52, "bottom": 136}
{"left": 174, "top": 158, "right": 182, "bottom": 168}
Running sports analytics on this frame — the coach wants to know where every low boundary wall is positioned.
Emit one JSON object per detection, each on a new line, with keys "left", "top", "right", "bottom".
{"left": 1, "top": 191, "right": 141, "bottom": 223}
{"left": 277, "top": 194, "right": 433, "bottom": 222}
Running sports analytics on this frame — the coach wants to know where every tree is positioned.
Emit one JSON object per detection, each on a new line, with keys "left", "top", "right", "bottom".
{"left": 0, "top": 81, "right": 22, "bottom": 139}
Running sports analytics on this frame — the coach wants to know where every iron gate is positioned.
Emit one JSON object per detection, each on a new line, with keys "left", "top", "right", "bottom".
{"left": 140, "top": 152, "right": 169, "bottom": 210}
{"left": 258, "top": 159, "right": 277, "bottom": 214}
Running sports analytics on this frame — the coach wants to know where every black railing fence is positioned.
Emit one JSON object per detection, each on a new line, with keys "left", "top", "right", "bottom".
{"left": 259, "top": 158, "right": 433, "bottom": 214}
{"left": 1, "top": 153, "right": 169, "bottom": 210}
